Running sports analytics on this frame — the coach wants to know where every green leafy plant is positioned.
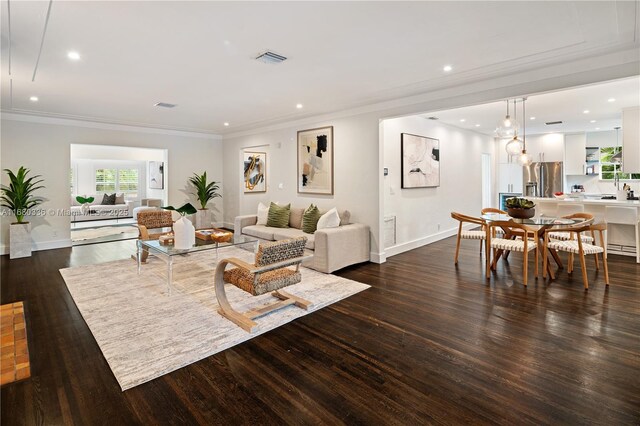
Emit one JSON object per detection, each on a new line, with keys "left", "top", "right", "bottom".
{"left": 188, "top": 172, "right": 221, "bottom": 209}
{"left": 0, "top": 167, "right": 45, "bottom": 223}
{"left": 76, "top": 195, "right": 95, "bottom": 205}
{"left": 505, "top": 197, "right": 535, "bottom": 209}
{"left": 162, "top": 203, "right": 197, "bottom": 216}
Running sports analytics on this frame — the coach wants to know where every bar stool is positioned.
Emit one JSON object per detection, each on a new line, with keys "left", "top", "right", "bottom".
{"left": 604, "top": 206, "right": 640, "bottom": 263}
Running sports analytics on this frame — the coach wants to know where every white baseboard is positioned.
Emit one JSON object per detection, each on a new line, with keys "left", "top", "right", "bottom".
{"left": 369, "top": 251, "right": 386, "bottom": 264}
{"left": 220, "top": 221, "right": 234, "bottom": 230}
{"left": 0, "top": 238, "right": 73, "bottom": 256}
{"left": 384, "top": 223, "right": 474, "bottom": 258}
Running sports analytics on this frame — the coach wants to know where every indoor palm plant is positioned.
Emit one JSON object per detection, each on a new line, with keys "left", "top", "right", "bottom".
{"left": 188, "top": 172, "right": 221, "bottom": 229}
{"left": 0, "top": 167, "right": 45, "bottom": 258}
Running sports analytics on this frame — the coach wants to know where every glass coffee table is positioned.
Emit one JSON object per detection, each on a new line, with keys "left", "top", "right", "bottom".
{"left": 136, "top": 235, "right": 259, "bottom": 295}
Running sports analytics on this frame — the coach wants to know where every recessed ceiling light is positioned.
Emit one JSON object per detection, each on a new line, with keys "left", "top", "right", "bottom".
{"left": 223, "top": 122, "right": 229, "bottom": 126}
{"left": 67, "top": 51, "right": 81, "bottom": 60}
{"left": 154, "top": 102, "right": 177, "bottom": 108}
{"left": 443, "top": 65, "right": 453, "bottom": 72}
{"left": 530, "top": 116, "right": 536, "bottom": 120}
{"left": 590, "top": 120, "right": 596, "bottom": 123}
{"left": 595, "top": 127, "right": 600, "bottom": 130}
{"left": 583, "top": 110, "right": 590, "bottom": 114}
{"left": 296, "top": 104, "right": 303, "bottom": 109}
{"left": 607, "top": 98, "right": 616, "bottom": 103}
{"left": 475, "top": 124, "right": 481, "bottom": 127}
{"left": 29, "top": 96, "right": 38, "bottom": 102}
{"left": 459, "top": 119, "right": 466, "bottom": 122}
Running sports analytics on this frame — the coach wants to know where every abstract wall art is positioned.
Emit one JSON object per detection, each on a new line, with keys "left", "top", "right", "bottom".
{"left": 243, "top": 151, "right": 266, "bottom": 193}
{"left": 401, "top": 133, "right": 440, "bottom": 188}
{"left": 149, "top": 161, "right": 164, "bottom": 189}
{"left": 297, "top": 126, "right": 334, "bottom": 195}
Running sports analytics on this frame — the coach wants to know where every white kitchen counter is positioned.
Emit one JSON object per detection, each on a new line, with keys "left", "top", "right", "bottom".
{"left": 528, "top": 197, "right": 640, "bottom": 207}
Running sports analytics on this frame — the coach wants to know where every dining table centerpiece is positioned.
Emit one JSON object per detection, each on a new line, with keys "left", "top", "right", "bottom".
{"left": 505, "top": 197, "right": 536, "bottom": 219}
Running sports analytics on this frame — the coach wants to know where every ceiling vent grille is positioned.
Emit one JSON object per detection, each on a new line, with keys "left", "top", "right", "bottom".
{"left": 154, "top": 102, "right": 177, "bottom": 108}
{"left": 427, "top": 116, "right": 439, "bottom": 120}
{"left": 256, "top": 51, "right": 287, "bottom": 64}
{"left": 545, "top": 120, "right": 562, "bottom": 125}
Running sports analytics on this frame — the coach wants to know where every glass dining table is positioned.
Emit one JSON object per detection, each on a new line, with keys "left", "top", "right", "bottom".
{"left": 480, "top": 214, "right": 593, "bottom": 280}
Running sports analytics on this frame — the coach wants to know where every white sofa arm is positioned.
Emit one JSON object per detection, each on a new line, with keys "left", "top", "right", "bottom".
{"left": 235, "top": 214, "right": 258, "bottom": 235}
{"left": 312, "top": 223, "right": 370, "bottom": 273}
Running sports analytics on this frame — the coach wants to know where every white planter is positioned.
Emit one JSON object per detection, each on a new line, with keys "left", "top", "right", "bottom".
{"left": 10, "top": 222, "right": 32, "bottom": 259}
{"left": 616, "top": 190, "right": 628, "bottom": 201}
{"left": 173, "top": 216, "right": 196, "bottom": 250}
{"left": 194, "top": 209, "right": 211, "bottom": 230}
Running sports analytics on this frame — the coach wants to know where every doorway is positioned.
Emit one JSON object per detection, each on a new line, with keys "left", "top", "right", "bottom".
{"left": 481, "top": 153, "right": 492, "bottom": 209}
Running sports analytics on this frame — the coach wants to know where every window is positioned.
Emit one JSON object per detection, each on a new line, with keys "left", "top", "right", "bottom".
{"left": 70, "top": 168, "right": 74, "bottom": 194}
{"left": 600, "top": 147, "right": 640, "bottom": 181}
{"left": 95, "top": 169, "right": 117, "bottom": 192}
{"left": 118, "top": 168, "right": 139, "bottom": 197}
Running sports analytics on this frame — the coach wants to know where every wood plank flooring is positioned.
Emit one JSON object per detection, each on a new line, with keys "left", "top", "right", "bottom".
{"left": 1, "top": 237, "right": 638, "bottom": 425}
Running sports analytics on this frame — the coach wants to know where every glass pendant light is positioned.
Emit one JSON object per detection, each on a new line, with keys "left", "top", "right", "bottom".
{"left": 505, "top": 99, "right": 524, "bottom": 155}
{"left": 518, "top": 97, "right": 532, "bottom": 166}
{"left": 496, "top": 99, "right": 520, "bottom": 139}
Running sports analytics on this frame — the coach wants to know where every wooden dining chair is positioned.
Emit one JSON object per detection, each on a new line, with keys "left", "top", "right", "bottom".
{"left": 489, "top": 220, "right": 538, "bottom": 286}
{"left": 481, "top": 207, "right": 507, "bottom": 215}
{"left": 543, "top": 223, "right": 609, "bottom": 289}
{"left": 450, "top": 212, "right": 487, "bottom": 264}
{"left": 547, "top": 212, "right": 595, "bottom": 272}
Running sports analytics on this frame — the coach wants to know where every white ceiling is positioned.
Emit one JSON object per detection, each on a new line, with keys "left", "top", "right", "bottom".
{"left": 427, "top": 76, "right": 640, "bottom": 136}
{"left": 1, "top": 1, "right": 638, "bottom": 134}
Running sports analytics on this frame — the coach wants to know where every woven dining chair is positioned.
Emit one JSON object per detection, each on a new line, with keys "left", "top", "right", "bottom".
{"left": 136, "top": 210, "right": 174, "bottom": 262}
{"left": 450, "top": 212, "right": 487, "bottom": 264}
{"left": 543, "top": 222, "right": 609, "bottom": 289}
{"left": 489, "top": 220, "right": 538, "bottom": 286}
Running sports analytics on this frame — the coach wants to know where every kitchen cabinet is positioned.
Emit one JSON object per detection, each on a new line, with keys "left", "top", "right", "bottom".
{"left": 622, "top": 106, "right": 640, "bottom": 173}
{"left": 565, "top": 133, "right": 586, "bottom": 175}
{"left": 498, "top": 163, "right": 523, "bottom": 193}
{"left": 526, "top": 133, "right": 565, "bottom": 163}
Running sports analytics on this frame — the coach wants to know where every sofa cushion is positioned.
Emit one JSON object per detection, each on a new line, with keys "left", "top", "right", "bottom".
{"left": 272, "top": 228, "right": 315, "bottom": 250}
{"left": 339, "top": 210, "right": 351, "bottom": 226}
{"left": 302, "top": 204, "right": 321, "bottom": 234}
{"left": 267, "top": 202, "right": 290, "bottom": 228}
{"left": 289, "top": 207, "right": 305, "bottom": 229}
{"left": 317, "top": 207, "right": 341, "bottom": 230}
{"left": 256, "top": 202, "right": 269, "bottom": 225}
{"left": 101, "top": 193, "right": 116, "bottom": 205}
{"left": 115, "top": 193, "right": 125, "bottom": 204}
{"left": 242, "top": 225, "right": 275, "bottom": 240}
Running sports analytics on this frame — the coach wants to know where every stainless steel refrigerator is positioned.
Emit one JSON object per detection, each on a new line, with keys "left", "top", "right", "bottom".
{"left": 522, "top": 162, "right": 563, "bottom": 198}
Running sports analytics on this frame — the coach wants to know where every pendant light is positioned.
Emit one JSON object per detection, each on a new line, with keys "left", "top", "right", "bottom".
{"left": 518, "top": 97, "right": 532, "bottom": 166}
{"left": 496, "top": 99, "right": 520, "bottom": 139}
{"left": 505, "top": 99, "right": 524, "bottom": 155}
{"left": 611, "top": 127, "right": 622, "bottom": 164}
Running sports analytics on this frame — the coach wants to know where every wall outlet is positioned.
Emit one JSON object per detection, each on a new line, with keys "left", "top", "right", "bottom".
{"left": 52, "top": 231, "right": 58, "bottom": 238}
{"left": 278, "top": 183, "right": 284, "bottom": 190}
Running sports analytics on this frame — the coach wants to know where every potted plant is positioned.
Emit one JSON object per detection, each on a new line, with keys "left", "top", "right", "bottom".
{"left": 505, "top": 197, "right": 536, "bottom": 219}
{"left": 0, "top": 167, "right": 45, "bottom": 259}
{"left": 162, "top": 203, "right": 197, "bottom": 249}
{"left": 188, "top": 171, "right": 221, "bottom": 230}
{"left": 76, "top": 195, "right": 95, "bottom": 215}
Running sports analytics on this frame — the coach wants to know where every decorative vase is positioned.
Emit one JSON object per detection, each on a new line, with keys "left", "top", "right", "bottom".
{"left": 81, "top": 203, "right": 90, "bottom": 214}
{"left": 195, "top": 209, "right": 211, "bottom": 230}
{"left": 507, "top": 207, "right": 535, "bottom": 219}
{"left": 9, "top": 222, "right": 32, "bottom": 259}
{"left": 173, "top": 216, "right": 195, "bottom": 250}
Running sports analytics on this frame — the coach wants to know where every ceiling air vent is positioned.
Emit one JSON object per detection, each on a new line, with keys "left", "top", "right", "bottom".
{"left": 427, "top": 116, "right": 439, "bottom": 120}
{"left": 545, "top": 120, "right": 562, "bottom": 125}
{"left": 154, "top": 102, "right": 177, "bottom": 108}
{"left": 256, "top": 51, "right": 287, "bottom": 64}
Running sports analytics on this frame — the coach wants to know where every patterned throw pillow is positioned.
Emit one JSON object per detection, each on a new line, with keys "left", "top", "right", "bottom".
{"left": 266, "top": 202, "right": 290, "bottom": 228}
{"left": 302, "top": 204, "right": 321, "bottom": 234}
{"left": 101, "top": 193, "right": 116, "bottom": 205}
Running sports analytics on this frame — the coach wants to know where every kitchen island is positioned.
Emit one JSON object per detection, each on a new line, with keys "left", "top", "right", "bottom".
{"left": 527, "top": 197, "right": 639, "bottom": 259}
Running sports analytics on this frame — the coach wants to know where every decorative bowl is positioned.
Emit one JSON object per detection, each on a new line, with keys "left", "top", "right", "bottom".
{"left": 553, "top": 194, "right": 567, "bottom": 200}
{"left": 507, "top": 207, "right": 535, "bottom": 219}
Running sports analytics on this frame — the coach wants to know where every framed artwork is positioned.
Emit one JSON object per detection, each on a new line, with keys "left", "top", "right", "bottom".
{"left": 297, "top": 126, "right": 334, "bottom": 195}
{"left": 149, "top": 161, "right": 164, "bottom": 189}
{"left": 243, "top": 151, "right": 266, "bottom": 193}
{"left": 401, "top": 133, "right": 440, "bottom": 188}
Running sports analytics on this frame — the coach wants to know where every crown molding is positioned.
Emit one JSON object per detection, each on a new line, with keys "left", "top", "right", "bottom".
{"left": 0, "top": 110, "right": 222, "bottom": 140}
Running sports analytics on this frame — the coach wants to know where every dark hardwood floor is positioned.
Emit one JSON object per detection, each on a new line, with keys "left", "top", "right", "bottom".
{"left": 1, "top": 236, "right": 639, "bottom": 425}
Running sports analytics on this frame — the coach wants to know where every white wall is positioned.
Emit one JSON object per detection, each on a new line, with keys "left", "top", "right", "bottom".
{"left": 382, "top": 116, "right": 494, "bottom": 256}
{"left": 0, "top": 118, "right": 223, "bottom": 253}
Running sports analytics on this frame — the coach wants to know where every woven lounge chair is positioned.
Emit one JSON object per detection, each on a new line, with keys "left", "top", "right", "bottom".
{"left": 214, "top": 237, "right": 312, "bottom": 332}
{"left": 136, "top": 210, "right": 173, "bottom": 263}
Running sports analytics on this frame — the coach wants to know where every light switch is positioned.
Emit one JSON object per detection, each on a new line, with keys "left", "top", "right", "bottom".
{"left": 278, "top": 183, "right": 284, "bottom": 189}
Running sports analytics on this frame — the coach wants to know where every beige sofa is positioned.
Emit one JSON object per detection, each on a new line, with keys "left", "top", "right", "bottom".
{"left": 234, "top": 207, "right": 370, "bottom": 273}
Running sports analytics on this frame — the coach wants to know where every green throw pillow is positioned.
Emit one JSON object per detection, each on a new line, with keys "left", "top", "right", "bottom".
{"left": 302, "top": 204, "right": 321, "bottom": 234}
{"left": 266, "top": 202, "right": 291, "bottom": 228}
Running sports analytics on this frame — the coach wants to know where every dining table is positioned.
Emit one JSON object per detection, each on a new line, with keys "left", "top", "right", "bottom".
{"left": 481, "top": 213, "right": 594, "bottom": 280}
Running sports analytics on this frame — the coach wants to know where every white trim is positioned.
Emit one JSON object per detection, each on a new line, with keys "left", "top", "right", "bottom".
{"left": 0, "top": 238, "right": 72, "bottom": 256}
{"left": 0, "top": 111, "right": 222, "bottom": 140}
{"left": 369, "top": 251, "right": 385, "bottom": 264}
{"left": 384, "top": 223, "right": 476, "bottom": 258}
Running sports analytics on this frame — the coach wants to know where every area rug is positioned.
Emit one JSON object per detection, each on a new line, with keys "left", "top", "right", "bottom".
{"left": 59, "top": 247, "right": 369, "bottom": 390}
{"left": 71, "top": 225, "right": 139, "bottom": 242}
{"left": 1, "top": 302, "right": 31, "bottom": 385}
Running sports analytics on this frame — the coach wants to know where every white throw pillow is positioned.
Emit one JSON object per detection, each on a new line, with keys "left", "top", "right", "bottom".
{"left": 317, "top": 207, "right": 340, "bottom": 230}
{"left": 256, "top": 202, "right": 269, "bottom": 225}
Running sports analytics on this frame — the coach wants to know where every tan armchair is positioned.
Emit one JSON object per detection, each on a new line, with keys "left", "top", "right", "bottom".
{"left": 136, "top": 210, "right": 173, "bottom": 262}
{"left": 214, "top": 237, "right": 312, "bottom": 332}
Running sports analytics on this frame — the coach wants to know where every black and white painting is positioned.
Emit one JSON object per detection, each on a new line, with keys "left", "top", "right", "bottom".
{"left": 149, "top": 161, "right": 164, "bottom": 189}
{"left": 401, "top": 133, "right": 440, "bottom": 188}
{"left": 297, "top": 126, "right": 334, "bottom": 195}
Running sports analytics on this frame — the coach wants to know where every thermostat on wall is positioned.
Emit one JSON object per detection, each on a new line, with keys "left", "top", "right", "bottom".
{"left": 383, "top": 168, "right": 389, "bottom": 176}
